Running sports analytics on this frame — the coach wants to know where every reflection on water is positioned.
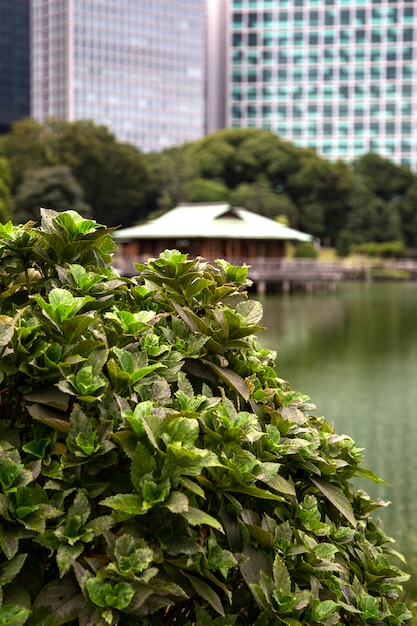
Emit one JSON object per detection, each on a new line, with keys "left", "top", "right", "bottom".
{"left": 257, "top": 282, "right": 417, "bottom": 557}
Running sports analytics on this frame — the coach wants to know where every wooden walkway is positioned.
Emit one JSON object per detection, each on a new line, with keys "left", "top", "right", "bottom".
{"left": 113, "top": 255, "right": 417, "bottom": 294}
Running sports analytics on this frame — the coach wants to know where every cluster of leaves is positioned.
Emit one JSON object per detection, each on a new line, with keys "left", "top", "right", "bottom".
{"left": 352, "top": 241, "right": 406, "bottom": 259}
{"left": 0, "top": 209, "right": 412, "bottom": 625}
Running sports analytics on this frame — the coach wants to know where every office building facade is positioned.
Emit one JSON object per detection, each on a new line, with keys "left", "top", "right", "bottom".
{"left": 208, "top": 0, "right": 417, "bottom": 169}
{"left": 0, "top": 0, "right": 31, "bottom": 134}
{"left": 31, "top": 0, "right": 205, "bottom": 152}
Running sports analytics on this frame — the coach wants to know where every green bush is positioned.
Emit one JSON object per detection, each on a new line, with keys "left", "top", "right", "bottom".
{"left": 0, "top": 210, "right": 411, "bottom": 625}
{"left": 353, "top": 241, "right": 406, "bottom": 259}
{"left": 294, "top": 241, "right": 319, "bottom": 259}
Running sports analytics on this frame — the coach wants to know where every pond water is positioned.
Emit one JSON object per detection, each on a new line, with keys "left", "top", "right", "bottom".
{"left": 256, "top": 281, "right": 417, "bottom": 572}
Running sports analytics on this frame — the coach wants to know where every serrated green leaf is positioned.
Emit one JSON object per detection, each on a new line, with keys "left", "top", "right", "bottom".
{"left": 0, "top": 605, "right": 31, "bottom": 626}
{"left": 181, "top": 506, "right": 224, "bottom": 532}
{"left": 184, "top": 574, "right": 225, "bottom": 616}
{"left": 311, "top": 477, "right": 356, "bottom": 528}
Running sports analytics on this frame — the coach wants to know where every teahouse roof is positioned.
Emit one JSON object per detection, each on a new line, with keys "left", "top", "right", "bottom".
{"left": 114, "top": 202, "right": 312, "bottom": 242}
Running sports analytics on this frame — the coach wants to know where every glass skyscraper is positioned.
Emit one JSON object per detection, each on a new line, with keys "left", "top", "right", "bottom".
{"left": 31, "top": 0, "right": 205, "bottom": 152}
{"left": 0, "top": 0, "right": 30, "bottom": 134}
{"left": 208, "top": 0, "right": 417, "bottom": 169}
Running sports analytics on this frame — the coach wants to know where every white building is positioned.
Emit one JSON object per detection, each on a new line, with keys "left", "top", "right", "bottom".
{"left": 207, "top": 0, "right": 417, "bottom": 170}
{"left": 31, "top": 0, "right": 205, "bottom": 152}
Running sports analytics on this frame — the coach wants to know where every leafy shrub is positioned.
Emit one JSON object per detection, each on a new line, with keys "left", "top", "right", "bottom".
{"left": 293, "top": 241, "right": 319, "bottom": 259}
{"left": 0, "top": 210, "right": 411, "bottom": 625}
{"left": 353, "top": 241, "right": 406, "bottom": 259}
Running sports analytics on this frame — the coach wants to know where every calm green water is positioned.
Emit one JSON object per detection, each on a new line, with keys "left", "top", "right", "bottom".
{"left": 257, "top": 281, "right": 417, "bottom": 566}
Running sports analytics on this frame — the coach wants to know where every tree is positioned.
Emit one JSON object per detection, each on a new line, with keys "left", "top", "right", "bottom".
{"left": 13, "top": 165, "right": 91, "bottom": 224}
{"left": 1, "top": 118, "right": 152, "bottom": 227}
{"left": 0, "top": 157, "right": 13, "bottom": 222}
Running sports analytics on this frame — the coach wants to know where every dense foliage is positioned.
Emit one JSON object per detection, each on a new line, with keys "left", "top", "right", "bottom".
{"left": 0, "top": 210, "right": 411, "bottom": 625}
{"left": 2, "top": 123, "right": 417, "bottom": 250}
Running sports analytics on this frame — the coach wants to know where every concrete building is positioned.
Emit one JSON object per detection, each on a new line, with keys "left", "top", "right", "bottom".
{"left": 31, "top": 0, "right": 205, "bottom": 152}
{"left": 207, "top": 0, "right": 417, "bottom": 169}
{"left": 0, "top": 0, "right": 31, "bottom": 134}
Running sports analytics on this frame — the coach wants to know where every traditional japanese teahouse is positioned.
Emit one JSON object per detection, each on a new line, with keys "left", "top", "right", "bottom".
{"left": 113, "top": 202, "right": 312, "bottom": 262}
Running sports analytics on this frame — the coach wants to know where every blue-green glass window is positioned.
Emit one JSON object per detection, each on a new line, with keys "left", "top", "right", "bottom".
{"left": 404, "top": 7, "right": 414, "bottom": 23}
{"left": 339, "top": 86, "right": 349, "bottom": 99}
{"left": 402, "top": 102, "right": 411, "bottom": 115}
{"left": 355, "top": 85, "right": 365, "bottom": 97}
{"left": 279, "top": 11, "right": 288, "bottom": 23}
{"left": 247, "top": 69, "right": 257, "bottom": 83}
{"left": 387, "top": 29, "right": 397, "bottom": 43}
{"left": 262, "top": 105, "right": 272, "bottom": 118}
{"left": 263, "top": 33, "right": 274, "bottom": 46}
{"left": 232, "top": 105, "right": 242, "bottom": 119}
{"left": 325, "top": 0, "right": 334, "bottom": 5}
{"left": 248, "top": 13, "right": 258, "bottom": 28}
{"left": 263, "top": 50, "right": 273, "bottom": 64}
{"left": 370, "top": 140, "right": 380, "bottom": 152}
{"left": 355, "top": 67, "right": 365, "bottom": 80}
{"left": 338, "top": 122, "right": 349, "bottom": 135}
{"left": 294, "top": 51, "right": 303, "bottom": 63}
{"left": 339, "top": 49, "right": 349, "bottom": 62}
{"left": 338, "top": 142, "right": 348, "bottom": 153}
{"left": 247, "top": 50, "right": 258, "bottom": 64}
{"left": 292, "top": 125, "right": 302, "bottom": 137}
{"left": 278, "top": 86, "right": 288, "bottom": 98}
{"left": 403, "top": 47, "right": 413, "bottom": 61}
{"left": 323, "top": 85, "right": 334, "bottom": 98}
{"left": 293, "top": 86, "right": 303, "bottom": 98}
{"left": 277, "top": 125, "right": 287, "bottom": 135}
{"left": 323, "top": 105, "right": 333, "bottom": 117}
{"left": 308, "top": 51, "right": 319, "bottom": 63}
{"left": 232, "top": 33, "right": 243, "bottom": 47}
{"left": 402, "top": 121, "right": 412, "bottom": 134}
{"left": 278, "top": 33, "right": 289, "bottom": 45}
{"left": 278, "top": 68, "right": 288, "bottom": 80}
{"left": 355, "top": 48, "right": 365, "bottom": 62}
{"left": 263, "top": 86, "right": 274, "bottom": 100}
{"left": 354, "top": 142, "right": 364, "bottom": 153}
{"left": 232, "top": 50, "right": 243, "bottom": 64}
{"left": 232, "top": 87, "right": 242, "bottom": 101}
{"left": 402, "top": 84, "right": 412, "bottom": 97}
{"left": 370, "top": 104, "right": 379, "bottom": 116}
{"left": 279, "top": 0, "right": 290, "bottom": 6}
{"left": 248, "top": 33, "right": 257, "bottom": 46}
{"left": 308, "top": 85, "right": 318, "bottom": 97}
{"left": 263, "top": 12, "right": 273, "bottom": 25}
{"left": 385, "top": 122, "right": 395, "bottom": 135}
{"left": 232, "top": 0, "right": 242, "bottom": 7}
{"left": 387, "top": 7, "right": 397, "bottom": 22}
{"left": 386, "top": 66, "right": 396, "bottom": 79}
{"left": 324, "top": 30, "right": 334, "bottom": 44}
{"left": 263, "top": 0, "right": 274, "bottom": 7}
{"left": 277, "top": 105, "right": 286, "bottom": 118}
{"left": 371, "top": 29, "right": 381, "bottom": 43}
{"left": 294, "top": 11, "right": 304, "bottom": 26}
{"left": 294, "top": 0, "right": 304, "bottom": 5}
{"left": 308, "top": 0, "right": 319, "bottom": 6}
{"left": 322, "top": 144, "right": 332, "bottom": 155}
{"left": 324, "top": 49, "right": 334, "bottom": 61}
{"left": 294, "top": 32, "right": 303, "bottom": 45}
{"left": 309, "top": 10, "right": 319, "bottom": 25}
{"left": 371, "top": 50, "right": 381, "bottom": 62}
{"left": 247, "top": 105, "right": 257, "bottom": 119}
{"left": 355, "top": 9, "right": 365, "bottom": 24}
{"left": 387, "top": 48, "right": 397, "bottom": 61}
{"left": 323, "top": 123, "right": 333, "bottom": 135}
{"left": 340, "top": 29, "right": 350, "bottom": 43}
{"left": 308, "top": 123, "right": 317, "bottom": 136}
{"left": 386, "top": 103, "right": 396, "bottom": 116}
{"left": 370, "top": 85, "right": 380, "bottom": 97}
{"left": 263, "top": 69, "right": 273, "bottom": 82}
{"left": 308, "top": 104, "right": 317, "bottom": 117}
{"left": 278, "top": 51, "right": 288, "bottom": 63}
{"left": 403, "top": 65, "right": 412, "bottom": 79}
{"left": 340, "top": 9, "right": 350, "bottom": 24}
{"left": 308, "top": 68, "right": 318, "bottom": 81}
{"left": 385, "top": 84, "right": 395, "bottom": 96}
{"left": 232, "top": 70, "right": 242, "bottom": 83}
{"left": 292, "top": 68, "right": 303, "bottom": 81}
{"left": 370, "top": 66, "right": 381, "bottom": 79}
{"left": 293, "top": 104, "right": 303, "bottom": 117}
{"left": 370, "top": 122, "right": 379, "bottom": 135}
{"left": 354, "top": 104, "right": 364, "bottom": 116}
{"left": 354, "top": 122, "right": 364, "bottom": 134}
{"left": 371, "top": 8, "right": 382, "bottom": 24}
{"left": 356, "top": 29, "right": 366, "bottom": 43}
{"left": 323, "top": 67, "right": 333, "bottom": 81}
{"left": 232, "top": 12, "right": 243, "bottom": 27}
{"left": 324, "top": 10, "right": 334, "bottom": 25}
{"left": 403, "top": 28, "right": 413, "bottom": 43}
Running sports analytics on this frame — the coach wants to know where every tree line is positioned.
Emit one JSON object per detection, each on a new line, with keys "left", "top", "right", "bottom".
{"left": 1, "top": 118, "right": 417, "bottom": 255}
